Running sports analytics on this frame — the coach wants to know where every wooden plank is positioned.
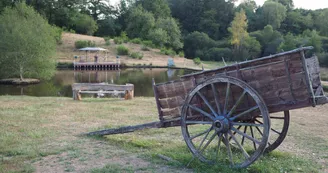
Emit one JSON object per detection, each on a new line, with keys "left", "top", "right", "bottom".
{"left": 79, "top": 91, "right": 126, "bottom": 94}
{"left": 72, "top": 83, "right": 134, "bottom": 91}
{"left": 158, "top": 96, "right": 185, "bottom": 109}
{"left": 156, "top": 79, "right": 195, "bottom": 99}
{"left": 161, "top": 107, "right": 181, "bottom": 118}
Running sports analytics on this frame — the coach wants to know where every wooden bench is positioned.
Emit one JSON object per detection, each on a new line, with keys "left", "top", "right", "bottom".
{"left": 72, "top": 83, "right": 134, "bottom": 100}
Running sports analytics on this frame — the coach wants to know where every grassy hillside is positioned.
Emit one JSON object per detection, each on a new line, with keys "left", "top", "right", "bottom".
{"left": 56, "top": 33, "right": 223, "bottom": 70}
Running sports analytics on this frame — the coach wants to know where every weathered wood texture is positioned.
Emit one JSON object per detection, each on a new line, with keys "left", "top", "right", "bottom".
{"left": 153, "top": 47, "right": 326, "bottom": 125}
{"left": 72, "top": 83, "right": 134, "bottom": 100}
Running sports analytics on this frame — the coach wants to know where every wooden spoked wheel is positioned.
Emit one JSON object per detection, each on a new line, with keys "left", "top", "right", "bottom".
{"left": 181, "top": 76, "right": 271, "bottom": 168}
{"left": 265, "top": 111, "right": 290, "bottom": 152}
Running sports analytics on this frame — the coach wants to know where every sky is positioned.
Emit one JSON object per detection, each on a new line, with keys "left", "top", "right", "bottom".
{"left": 110, "top": 0, "right": 328, "bottom": 10}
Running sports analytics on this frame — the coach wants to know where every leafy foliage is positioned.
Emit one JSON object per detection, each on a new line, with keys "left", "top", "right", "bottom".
{"left": 126, "top": 5, "right": 155, "bottom": 39}
{"left": 193, "top": 57, "right": 201, "bottom": 65}
{"left": 130, "top": 52, "right": 143, "bottom": 59}
{"left": 117, "top": 45, "right": 129, "bottom": 55}
{"left": 0, "top": 3, "right": 57, "bottom": 80}
{"left": 74, "top": 40, "right": 96, "bottom": 49}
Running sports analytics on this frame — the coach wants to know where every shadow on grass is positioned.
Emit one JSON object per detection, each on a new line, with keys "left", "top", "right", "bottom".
{"left": 88, "top": 133, "right": 320, "bottom": 173}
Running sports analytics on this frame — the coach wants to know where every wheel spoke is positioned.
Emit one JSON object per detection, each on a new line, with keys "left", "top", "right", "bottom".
{"left": 227, "top": 90, "right": 247, "bottom": 118}
{"left": 186, "top": 121, "right": 212, "bottom": 125}
{"left": 224, "top": 133, "right": 233, "bottom": 165}
{"left": 230, "top": 106, "right": 259, "bottom": 121}
{"left": 241, "top": 126, "right": 247, "bottom": 145}
{"left": 232, "top": 122, "right": 264, "bottom": 127}
{"left": 250, "top": 127, "right": 257, "bottom": 150}
{"left": 197, "top": 127, "right": 213, "bottom": 151}
{"left": 196, "top": 91, "right": 217, "bottom": 117}
{"left": 228, "top": 131, "right": 250, "bottom": 159}
{"left": 232, "top": 127, "right": 261, "bottom": 145}
{"left": 190, "top": 127, "right": 212, "bottom": 140}
{"left": 215, "top": 133, "right": 223, "bottom": 160}
{"left": 211, "top": 83, "right": 222, "bottom": 115}
{"left": 229, "top": 125, "right": 241, "bottom": 141}
{"left": 188, "top": 104, "right": 215, "bottom": 121}
{"left": 255, "top": 126, "right": 263, "bottom": 136}
{"left": 255, "top": 119, "right": 281, "bottom": 135}
{"left": 200, "top": 131, "right": 218, "bottom": 153}
{"left": 223, "top": 82, "right": 231, "bottom": 115}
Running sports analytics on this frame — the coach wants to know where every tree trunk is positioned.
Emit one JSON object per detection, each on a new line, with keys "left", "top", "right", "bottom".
{"left": 19, "top": 65, "right": 23, "bottom": 81}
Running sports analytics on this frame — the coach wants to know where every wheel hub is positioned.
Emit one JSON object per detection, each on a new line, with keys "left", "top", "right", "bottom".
{"left": 213, "top": 118, "right": 230, "bottom": 133}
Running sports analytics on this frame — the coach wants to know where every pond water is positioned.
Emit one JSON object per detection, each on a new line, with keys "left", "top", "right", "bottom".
{"left": 0, "top": 68, "right": 193, "bottom": 97}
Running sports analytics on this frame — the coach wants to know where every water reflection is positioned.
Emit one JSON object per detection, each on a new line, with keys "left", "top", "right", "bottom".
{"left": 0, "top": 68, "right": 193, "bottom": 97}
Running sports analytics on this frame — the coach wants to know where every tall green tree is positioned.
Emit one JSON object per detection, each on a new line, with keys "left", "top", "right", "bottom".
{"left": 156, "top": 17, "right": 183, "bottom": 49}
{"left": 271, "top": 0, "right": 294, "bottom": 10}
{"left": 0, "top": 3, "right": 57, "bottom": 80}
{"left": 314, "top": 9, "right": 328, "bottom": 36}
{"left": 136, "top": 0, "right": 171, "bottom": 19}
{"left": 261, "top": 1, "right": 287, "bottom": 29}
{"left": 126, "top": 5, "right": 155, "bottom": 39}
{"left": 250, "top": 25, "right": 283, "bottom": 56}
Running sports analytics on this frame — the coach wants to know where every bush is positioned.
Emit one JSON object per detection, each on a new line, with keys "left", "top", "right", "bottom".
{"left": 160, "top": 48, "right": 176, "bottom": 56}
{"left": 120, "top": 31, "right": 129, "bottom": 43}
{"left": 130, "top": 52, "right": 143, "bottom": 59}
{"left": 193, "top": 57, "right": 201, "bottom": 65}
{"left": 131, "top": 38, "right": 142, "bottom": 44}
{"left": 141, "top": 45, "right": 150, "bottom": 51}
{"left": 142, "top": 40, "right": 156, "bottom": 48}
{"left": 184, "top": 32, "right": 217, "bottom": 59}
{"left": 178, "top": 51, "right": 184, "bottom": 57}
{"left": 117, "top": 45, "right": 129, "bottom": 55}
{"left": 205, "top": 48, "right": 233, "bottom": 61}
{"left": 114, "top": 37, "right": 123, "bottom": 44}
{"left": 75, "top": 40, "right": 96, "bottom": 49}
{"left": 104, "top": 37, "right": 111, "bottom": 45}
{"left": 51, "top": 25, "right": 63, "bottom": 45}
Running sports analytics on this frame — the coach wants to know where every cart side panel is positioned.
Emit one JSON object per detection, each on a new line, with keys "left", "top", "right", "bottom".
{"left": 154, "top": 79, "right": 196, "bottom": 122}
{"left": 182, "top": 52, "right": 313, "bottom": 113}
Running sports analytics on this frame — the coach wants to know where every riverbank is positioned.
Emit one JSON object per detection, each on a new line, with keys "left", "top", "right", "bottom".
{"left": 0, "top": 78, "right": 40, "bottom": 85}
{"left": 56, "top": 33, "right": 229, "bottom": 71}
{"left": 0, "top": 96, "right": 326, "bottom": 172}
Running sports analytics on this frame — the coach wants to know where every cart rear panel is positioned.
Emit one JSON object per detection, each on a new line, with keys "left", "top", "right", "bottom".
{"left": 153, "top": 47, "right": 326, "bottom": 125}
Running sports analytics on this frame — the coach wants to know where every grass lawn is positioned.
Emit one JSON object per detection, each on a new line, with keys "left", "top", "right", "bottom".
{"left": 0, "top": 96, "right": 326, "bottom": 172}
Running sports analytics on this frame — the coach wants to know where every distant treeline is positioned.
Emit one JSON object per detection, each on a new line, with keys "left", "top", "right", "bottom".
{"left": 1, "top": 0, "right": 328, "bottom": 65}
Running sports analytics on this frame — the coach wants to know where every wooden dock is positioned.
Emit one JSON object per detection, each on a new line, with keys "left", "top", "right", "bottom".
{"left": 74, "top": 62, "right": 120, "bottom": 70}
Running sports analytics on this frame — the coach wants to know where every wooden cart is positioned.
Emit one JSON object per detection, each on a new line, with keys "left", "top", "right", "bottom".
{"left": 88, "top": 47, "right": 327, "bottom": 168}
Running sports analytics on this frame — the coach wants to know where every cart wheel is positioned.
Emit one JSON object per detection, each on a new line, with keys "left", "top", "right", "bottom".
{"left": 181, "top": 76, "right": 270, "bottom": 168}
{"left": 264, "top": 111, "right": 290, "bottom": 152}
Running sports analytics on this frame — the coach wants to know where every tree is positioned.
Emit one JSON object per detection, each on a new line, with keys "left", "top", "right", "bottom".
{"left": 278, "top": 33, "right": 297, "bottom": 51}
{"left": 126, "top": 5, "right": 155, "bottom": 39}
{"left": 0, "top": 3, "right": 57, "bottom": 80}
{"left": 183, "top": 31, "right": 217, "bottom": 59}
{"left": 261, "top": 1, "right": 287, "bottom": 29}
{"left": 314, "top": 9, "right": 328, "bottom": 36}
{"left": 229, "top": 9, "right": 261, "bottom": 60}
{"left": 250, "top": 25, "right": 283, "bottom": 56}
{"left": 72, "top": 13, "right": 98, "bottom": 35}
{"left": 156, "top": 17, "right": 183, "bottom": 49}
{"left": 228, "top": 9, "right": 249, "bottom": 48}
{"left": 137, "top": 0, "right": 171, "bottom": 19}
{"left": 147, "top": 28, "right": 168, "bottom": 47}
{"left": 271, "top": 0, "right": 294, "bottom": 10}
{"left": 236, "top": 0, "right": 257, "bottom": 31}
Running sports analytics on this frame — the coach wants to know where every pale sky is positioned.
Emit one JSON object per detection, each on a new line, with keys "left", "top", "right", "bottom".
{"left": 110, "top": 0, "right": 328, "bottom": 10}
